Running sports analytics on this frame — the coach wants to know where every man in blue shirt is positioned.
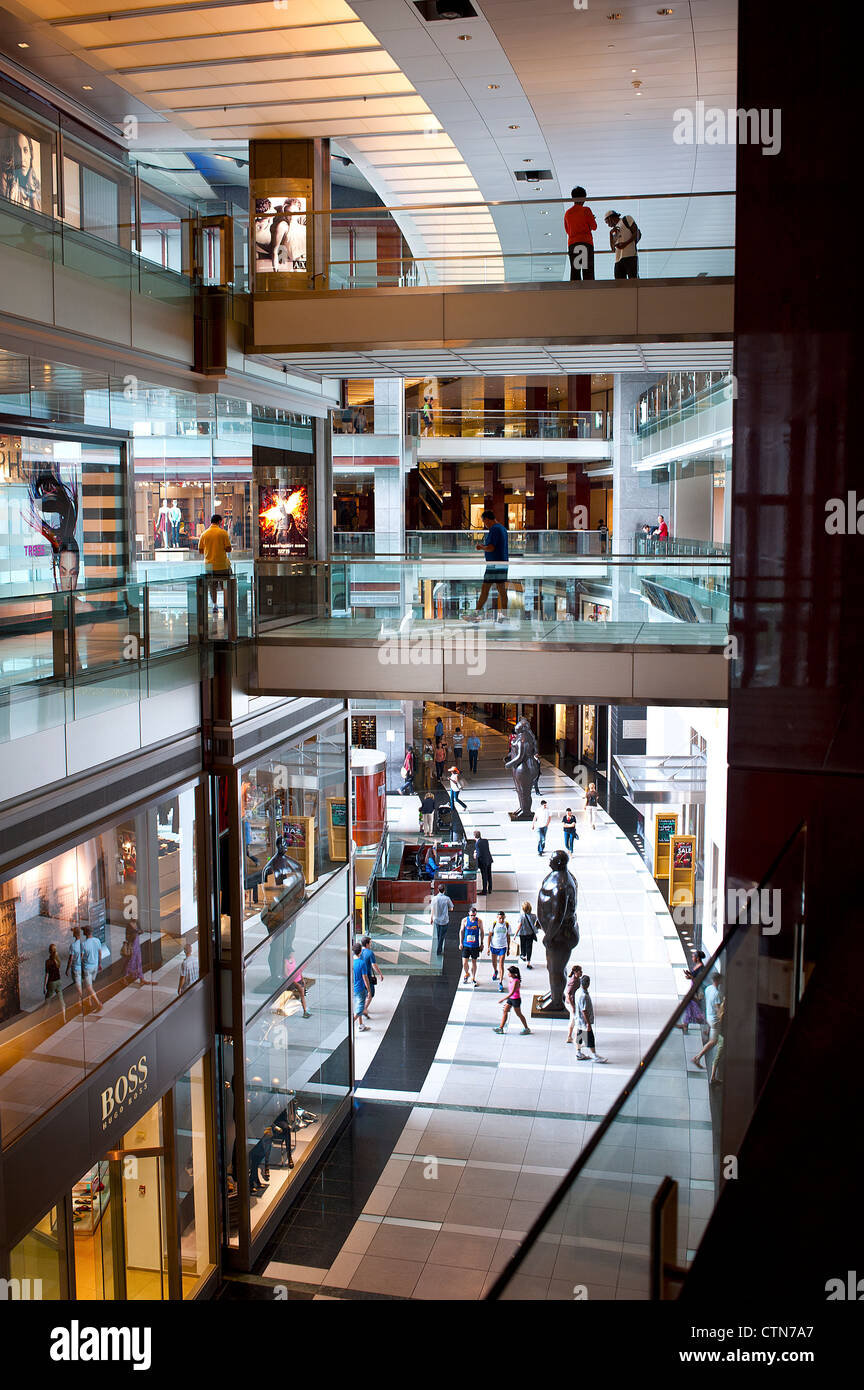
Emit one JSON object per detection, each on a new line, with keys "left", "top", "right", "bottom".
{"left": 466, "top": 732, "right": 481, "bottom": 774}
{"left": 352, "top": 942, "right": 370, "bottom": 1032}
{"left": 463, "top": 509, "right": 509, "bottom": 622}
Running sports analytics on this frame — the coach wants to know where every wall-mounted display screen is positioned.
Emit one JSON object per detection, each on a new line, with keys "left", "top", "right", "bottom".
{"left": 254, "top": 194, "right": 307, "bottom": 274}
{"left": 258, "top": 485, "right": 309, "bottom": 559}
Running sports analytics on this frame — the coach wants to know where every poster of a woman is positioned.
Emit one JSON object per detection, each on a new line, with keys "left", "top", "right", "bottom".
{"left": 1, "top": 126, "right": 42, "bottom": 212}
{"left": 24, "top": 469, "right": 81, "bottom": 591}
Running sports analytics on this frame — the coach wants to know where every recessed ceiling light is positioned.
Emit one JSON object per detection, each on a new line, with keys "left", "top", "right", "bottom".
{"left": 631, "top": 68, "right": 637, "bottom": 73}
{"left": 18, "top": 41, "right": 29, "bottom": 48}
{"left": 82, "top": 85, "right": 93, "bottom": 91}
{"left": 523, "top": 158, "right": 532, "bottom": 163}
{"left": 539, "top": 210, "right": 549, "bottom": 215}
{"left": 508, "top": 124, "right": 520, "bottom": 130}
{"left": 458, "top": 33, "right": 472, "bottom": 40}
{"left": 487, "top": 83, "right": 500, "bottom": 90}
{"left": 657, "top": 6, "right": 674, "bottom": 12}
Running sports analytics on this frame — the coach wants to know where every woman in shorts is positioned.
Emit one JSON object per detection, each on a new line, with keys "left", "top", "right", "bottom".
{"left": 494, "top": 966, "right": 531, "bottom": 1035}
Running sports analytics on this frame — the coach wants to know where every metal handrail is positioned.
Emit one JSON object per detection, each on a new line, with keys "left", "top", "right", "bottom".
{"left": 330, "top": 246, "right": 735, "bottom": 268}
{"left": 315, "top": 190, "right": 735, "bottom": 217}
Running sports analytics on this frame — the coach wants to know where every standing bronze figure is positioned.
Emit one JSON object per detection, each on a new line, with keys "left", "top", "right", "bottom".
{"left": 506, "top": 717, "right": 541, "bottom": 821}
{"left": 534, "top": 850, "right": 579, "bottom": 1014}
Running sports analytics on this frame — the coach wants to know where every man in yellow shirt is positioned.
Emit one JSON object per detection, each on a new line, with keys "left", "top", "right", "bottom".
{"left": 198, "top": 513, "right": 232, "bottom": 610}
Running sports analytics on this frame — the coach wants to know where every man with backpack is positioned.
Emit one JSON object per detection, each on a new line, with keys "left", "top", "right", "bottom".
{"left": 605, "top": 209, "right": 640, "bottom": 279}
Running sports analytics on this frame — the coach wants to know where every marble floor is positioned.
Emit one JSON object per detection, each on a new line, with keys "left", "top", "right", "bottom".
{"left": 230, "top": 709, "right": 717, "bottom": 1302}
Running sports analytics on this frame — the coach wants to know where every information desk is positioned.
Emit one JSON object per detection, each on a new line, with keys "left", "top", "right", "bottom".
{"left": 378, "top": 841, "right": 476, "bottom": 909}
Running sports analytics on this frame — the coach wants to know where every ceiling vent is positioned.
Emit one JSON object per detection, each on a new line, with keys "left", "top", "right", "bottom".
{"left": 514, "top": 169, "right": 553, "bottom": 182}
{"left": 414, "top": 1, "right": 478, "bottom": 20}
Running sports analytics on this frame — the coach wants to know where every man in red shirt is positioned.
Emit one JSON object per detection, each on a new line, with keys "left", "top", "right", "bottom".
{"left": 564, "top": 186, "right": 597, "bottom": 281}
{"left": 653, "top": 514, "right": 669, "bottom": 546}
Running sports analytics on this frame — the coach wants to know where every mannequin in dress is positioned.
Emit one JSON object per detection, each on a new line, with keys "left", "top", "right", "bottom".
{"left": 156, "top": 500, "right": 170, "bottom": 549}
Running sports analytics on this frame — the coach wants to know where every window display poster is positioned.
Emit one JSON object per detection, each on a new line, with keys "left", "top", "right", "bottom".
{"left": 657, "top": 816, "right": 677, "bottom": 845}
{"left": 673, "top": 839, "right": 694, "bottom": 869}
{"left": 253, "top": 189, "right": 308, "bottom": 277}
{"left": 258, "top": 485, "right": 309, "bottom": 559}
{"left": 1, "top": 121, "right": 43, "bottom": 213}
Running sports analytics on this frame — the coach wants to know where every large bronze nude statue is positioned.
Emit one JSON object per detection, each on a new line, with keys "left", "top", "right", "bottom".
{"left": 534, "top": 850, "right": 579, "bottom": 1014}
{"left": 505, "top": 717, "right": 541, "bottom": 821}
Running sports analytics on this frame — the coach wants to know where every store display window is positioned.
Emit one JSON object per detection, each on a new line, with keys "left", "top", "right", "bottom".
{"left": 0, "top": 784, "right": 201, "bottom": 1148}
{"left": 8, "top": 1205, "right": 65, "bottom": 1299}
{"left": 221, "top": 926, "right": 351, "bottom": 1247}
{"left": 0, "top": 430, "right": 126, "bottom": 596}
{"left": 240, "top": 723, "right": 349, "bottom": 958}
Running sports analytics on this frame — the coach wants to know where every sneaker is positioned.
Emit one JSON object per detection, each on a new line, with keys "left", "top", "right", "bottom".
{"left": 591, "top": 1054, "right": 608, "bottom": 1063}
{"left": 576, "top": 1051, "right": 590, "bottom": 1060}
{"left": 498, "top": 984, "right": 505, "bottom": 993}
{"left": 461, "top": 611, "right": 482, "bottom": 623}
{"left": 473, "top": 980, "right": 480, "bottom": 988}
{"left": 493, "top": 1026, "right": 505, "bottom": 1034}
{"left": 520, "top": 1028, "right": 531, "bottom": 1035}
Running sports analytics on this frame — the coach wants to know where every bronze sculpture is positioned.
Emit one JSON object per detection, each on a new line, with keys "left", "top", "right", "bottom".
{"left": 534, "top": 849, "right": 579, "bottom": 1014}
{"left": 505, "top": 717, "right": 541, "bottom": 820}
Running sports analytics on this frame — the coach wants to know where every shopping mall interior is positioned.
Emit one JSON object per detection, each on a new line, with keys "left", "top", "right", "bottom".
{"left": 0, "top": 0, "right": 857, "bottom": 1337}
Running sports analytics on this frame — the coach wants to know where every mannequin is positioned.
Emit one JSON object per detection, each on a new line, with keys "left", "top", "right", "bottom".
{"left": 168, "top": 499, "right": 182, "bottom": 547}
{"left": 156, "top": 500, "right": 170, "bottom": 549}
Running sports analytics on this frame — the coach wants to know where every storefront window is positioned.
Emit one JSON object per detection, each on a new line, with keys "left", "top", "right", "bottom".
{"left": 0, "top": 430, "right": 126, "bottom": 597}
{"left": 0, "top": 785, "right": 201, "bottom": 1147}
{"left": 241, "top": 723, "right": 348, "bottom": 957}
{"left": 244, "top": 928, "right": 350, "bottom": 1238}
{"left": 174, "top": 1056, "right": 215, "bottom": 1297}
{"left": 8, "top": 1205, "right": 64, "bottom": 1299}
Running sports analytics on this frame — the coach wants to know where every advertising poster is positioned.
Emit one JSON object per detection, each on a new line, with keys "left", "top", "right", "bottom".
{"left": 657, "top": 816, "right": 677, "bottom": 844}
{"left": 252, "top": 180, "right": 311, "bottom": 286}
{"left": 673, "top": 839, "right": 694, "bottom": 869}
{"left": 0, "top": 123, "right": 43, "bottom": 212}
{"left": 258, "top": 485, "right": 309, "bottom": 559}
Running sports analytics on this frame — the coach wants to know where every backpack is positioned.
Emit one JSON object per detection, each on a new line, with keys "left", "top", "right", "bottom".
{"left": 625, "top": 214, "right": 642, "bottom": 244}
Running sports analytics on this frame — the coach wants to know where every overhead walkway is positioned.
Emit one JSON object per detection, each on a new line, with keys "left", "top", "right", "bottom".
{"left": 252, "top": 556, "right": 729, "bottom": 705}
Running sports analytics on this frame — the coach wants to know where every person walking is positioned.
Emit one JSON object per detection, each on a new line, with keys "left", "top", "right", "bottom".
{"left": 420, "top": 789, "right": 437, "bottom": 837}
{"left": 430, "top": 884, "right": 455, "bottom": 957}
{"left": 487, "top": 911, "right": 512, "bottom": 989}
{"left": 460, "top": 906, "right": 484, "bottom": 987}
{"left": 677, "top": 950, "right": 707, "bottom": 1034}
{"left": 44, "top": 944, "right": 66, "bottom": 1022}
{"left": 360, "top": 935, "right": 383, "bottom": 1019}
{"left": 400, "top": 745, "right": 416, "bottom": 795}
{"left": 434, "top": 716, "right": 444, "bottom": 747}
{"left": 352, "top": 941, "right": 370, "bottom": 1032}
{"left": 565, "top": 964, "right": 584, "bottom": 1045}
{"left": 122, "top": 922, "right": 144, "bottom": 987}
{"left": 691, "top": 972, "right": 724, "bottom": 1071}
{"left": 575, "top": 974, "right": 607, "bottom": 1061}
{"left": 467, "top": 731, "right": 481, "bottom": 774}
{"left": 198, "top": 513, "right": 232, "bottom": 614}
{"left": 422, "top": 739, "right": 435, "bottom": 789}
{"left": 564, "top": 186, "right": 597, "bottom": 281}
{"left": 462, "top": 509, "right": 509, "bottom": 622}
{"left": 66, "top": 925, "right": 83, "bottom": 1011}
{"left": 605, "top": 209, "right": 640, "bottom": 279}
{"left": 178, "top": 938, "right": 199, "bottom": 994}
{"left": 472, "top": 829, "right": 494, "bottom": 894}
{"left": 533, "top": 799, "right": 551, "bottom": 855}
{"left": 493, "top": 966, "right": 531, "bottom": 1035}
{"left": 81, "top": 925, "right": 103, "bottom": 1014}
{"left": 585, "top": 783, "right": 599, "bottom": 830}
{"left": 434, "top": 740, "right": 447, "bottom": 784}
{"left": 562, "top": 806, "right": 579, "bottom": 853}
{"left": 448, "top": 765, "right": 467, "bottom": 813}
{"left": 452, "top": 726, "right": 464, "bottom": 767}
{"left": 515, "top": 901, "right": 538, "bottom": 968}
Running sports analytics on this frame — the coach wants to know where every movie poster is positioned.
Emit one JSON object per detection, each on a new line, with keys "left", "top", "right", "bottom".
{"left": 258, "top": 486, "right": 309, "bottom": 559}
{"left": 254, "top": 194, "right": 307, "bottom": 275}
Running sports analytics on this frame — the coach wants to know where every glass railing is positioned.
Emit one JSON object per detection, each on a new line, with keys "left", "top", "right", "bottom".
{"left": 0, "top": 571, "right": 254, "bottom": 744}
{"left": 404, "top": 530, "right": 612, "bottom": 557}
{"left": 315, "top": 191, "right": 735, "bottom": 289}
{"left": 487, "top": 824, "right": 808, "bottom": 1300}
{"left": 633, "top": 536, "right": 730, "bottom": 559}
{"left": 632, "top": 372, "right": 734, "bottom": 439}
{"left": 406, "top": 409, "right": 610, "bottom": 440}
{"left": 254, "top": 555, "right": 729, "bottom": 639}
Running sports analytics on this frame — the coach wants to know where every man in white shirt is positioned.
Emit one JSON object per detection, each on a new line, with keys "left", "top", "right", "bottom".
{"left": 605, "top": 209, "right": 639, "bottom": 279}
{"left": 691, "top": 972, "right": 723, "bottom": 1071}
{"left": 575, "top": 974, "right": 607, "bottom": 1062}
{"left": 533, "top": 800, "right": 551, "bottom": 856}
{"left": 429, "top": 886, "right": 455, "bottom": 957}
{"left": 178, "top": 939, "right": 200, "bottom": 994}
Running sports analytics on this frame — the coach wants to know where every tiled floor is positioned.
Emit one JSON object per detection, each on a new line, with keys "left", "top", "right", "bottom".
{"left": 222, "top": 709, "right": 716, "bottom": 1302}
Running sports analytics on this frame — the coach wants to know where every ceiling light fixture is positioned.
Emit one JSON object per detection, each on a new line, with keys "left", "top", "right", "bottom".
{"left": 523, "top": 158, "right": 533, "bottom": 163}
{"left": 458, "top": 33, "right": 472, "bottom": 40}
{"left": 82, "top": 85, "right": 93, "bottom": 91}
{"left": 657, "top": 6, "right": 674, "bottom": 12}
{"left": 17, "top": 41, "right": 29, "bottom": 48}
{"left": 487, "top": 83, "right": 500, "bottom": 89}
{"left": 508, "top": 124, "right": 520, "bottom": 129}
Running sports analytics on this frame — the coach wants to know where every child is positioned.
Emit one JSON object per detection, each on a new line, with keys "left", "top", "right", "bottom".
{"left": 494, "top": 966, "right": 531, "bottom": 1035}
{"left": 487, "top": 911, "right": 511, "bottom": 989}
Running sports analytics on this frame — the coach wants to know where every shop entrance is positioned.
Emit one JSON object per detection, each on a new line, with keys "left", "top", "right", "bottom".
{"left": 73, "top": 1099, "right": 171, "bottom": 1300}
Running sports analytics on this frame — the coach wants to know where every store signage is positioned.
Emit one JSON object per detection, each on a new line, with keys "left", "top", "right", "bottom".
{"left": 99, "top": 1054, "right": 149, "bottom": 1130}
